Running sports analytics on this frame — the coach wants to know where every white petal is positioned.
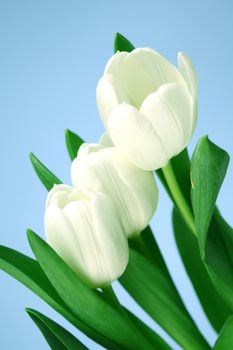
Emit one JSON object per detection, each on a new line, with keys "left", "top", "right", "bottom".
{"left": 96, "top": 74, "right": 120, "bottom": 126}
{"left": 178, "top": 52, "right": 197, "bottom": 99}
{"left": 91, "top": 193, "right": 129, "bottom": 284}
{"left": 77, "top": 143, "right": 104, "bottom": 158}
{"left": 45, "top": 205, "right": 91, "bottom": 286}
{"left": 71, "top": 147, "right": 158, "bottom": 236}
{"left": 120, "top": 48, "right": 187, "bottom": 108}
{"left": 99, "top": 132, "right": 114, "bottom": 148}
{"left": 141, "top": 83, "right": 193, "bottom": 157}
{"left": 178, "top": 52, "right": 198, "bottom": 133}
{"left": 108, "top": 103, "right": 168, "bottom": 170}
{"left": 102, "top": 48, "right": 187, "bottom": 110}
{"left": 46, "top": 184, "right": 73, "bottom": 208}
{"left": 104, "top": 50, "right": 128, "bottom": 75}
{"left": 111, "top": 150, "right": 158, "bottom": 235}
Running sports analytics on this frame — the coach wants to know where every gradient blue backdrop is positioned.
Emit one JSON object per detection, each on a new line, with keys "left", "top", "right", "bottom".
{"left": 1, "top": 1, "right": 233, "bottom": 349}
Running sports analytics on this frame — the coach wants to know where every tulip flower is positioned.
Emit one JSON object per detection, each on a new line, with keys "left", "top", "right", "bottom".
{"left": 71, "top": 142, "right": 158, "bottom": 238}
{"left": 44, "top": 184, "right": 128, "bottom": 288}
{"left": 97, "top": 48, "right": 197, "bottom": 170}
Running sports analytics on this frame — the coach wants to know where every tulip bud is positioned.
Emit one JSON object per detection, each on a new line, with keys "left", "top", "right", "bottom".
{"left": 44, "top": 185, "right": 128, "bottom": 288}
{"left": 97, "top": 48, "right": 197, "bottom": 171}
{"left": 71, "top": 143, "right": 158, "bottom": 238}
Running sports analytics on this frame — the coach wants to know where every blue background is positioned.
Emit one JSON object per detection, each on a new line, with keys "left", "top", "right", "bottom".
{"left": 1, "top": 1, "right": 233, "bottom": 349}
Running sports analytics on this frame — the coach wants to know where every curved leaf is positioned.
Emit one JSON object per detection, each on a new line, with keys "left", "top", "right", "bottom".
{"left": 27, "top": 308, "right": 87, "bottom": 350}
{"left": 114, "top": 32, "right": 135, "bottom": 53}
{"left": 213, "top": 316, "right": 233, "bottom": 349}
{"left": 173, "top": 208, "right": 231, "bottom": 331}
{"left": 65, "top": 129, "right": 84, "bottom": 161}
{"left": 191, "top": 136, "right": 230, "bottom": 255}
{"left": 191, "top": 136, "right": 233, "bottom": 310}
{"left": 27, "top": 229, "right": 154, "bottom": 350}
{"left": 125, "top": 308, "right": 172, "bottom": 350}
{"left": 120, "top": 249, "right": 210, "bottom": 350}
{"left": 0, "top": 245, "right": 119, "bottom": 349}
{"left": 30, "top": 152, "right": 62, "bottom": 191}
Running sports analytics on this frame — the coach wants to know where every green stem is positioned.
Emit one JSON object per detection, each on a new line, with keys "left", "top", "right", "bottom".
{"left": 162, "top": 161, "right": 196, "bottom": 235}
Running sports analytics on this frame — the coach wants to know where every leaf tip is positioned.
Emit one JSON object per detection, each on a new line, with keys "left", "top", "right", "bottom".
{"left": 26, "top": 228, "right": 37, "bottom": 244}
{"left": 114, "top": 32, "right": 135, "bottom": 53}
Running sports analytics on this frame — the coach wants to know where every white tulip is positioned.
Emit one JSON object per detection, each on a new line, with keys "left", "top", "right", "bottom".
{"left": 45, "top": 185, "right": 128, "bottom": 288}
{"left": 97, "top": 48, "right": 197, "bottom": 170}
{"left": 71, "top": 142, "right": 158, "bottom": 238}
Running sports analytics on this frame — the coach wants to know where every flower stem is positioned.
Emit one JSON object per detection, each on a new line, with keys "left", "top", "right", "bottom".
{"left": 162, "top": 161, "right": 196, "bottom": 235}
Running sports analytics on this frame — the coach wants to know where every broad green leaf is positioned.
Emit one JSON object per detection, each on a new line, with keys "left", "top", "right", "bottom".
{"left": 30, "top": 152, "right": 62, "bottom": 191}
{"left": 27, "top": 229, "right": 154, "bottom": 350}
{"left": 141, "top": 226, "right": 169, "bottom": 274}
{"left": 125, "top": 308, "right": 172, "bottom": 350}
{"left": 114, "top": 32, "right": 135, "bottom": 53}
{"left": 120, "top": 249, "right": 210, "bottom": 350}
{"left": 173, "top": 209, "right": 231, "bottom": 331}
{"left": 94, "top": 288, "right": 171, "bottom": 350}
{"left": 191, "top": 136, "right": 233, "bottom": 310}
{"left": 0, "top": 245, "right": 119, "bottom": 349}
{"left": 65, "top": 129, "right": 84, "bottom": 161}
{"left": 204, "top": 211, "right": 233, "bottom": 310}
{"left": 157, "top": 144, "right": 231, "bottom": 331}
{"left": 26, "top": 308, "right": 87, "bottom": 350}
{"left": 213, "top": 316, "right": 233, "bottom": 349}
{"left": 191, "top": 136, "right": 230, "bottom": 255}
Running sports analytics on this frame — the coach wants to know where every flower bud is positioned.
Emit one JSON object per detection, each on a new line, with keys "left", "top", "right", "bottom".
{"left": 97, "top": 48, "right": 197, "bottom": 171}
{"left": 44, "top": 185, "right": 128, "bottom": 288}
{"left": 71, "top": 143, "right": 158, "bottom": 238}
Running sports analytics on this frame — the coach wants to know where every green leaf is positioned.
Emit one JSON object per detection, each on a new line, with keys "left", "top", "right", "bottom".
{"left": 65, "top": 129, "right": 84, "bottom": 160}
{"left": 213, "top": 316, "right": 233, "bottom": 349}
{"left": 114, "top": 32, "right": 135, "bottom": 53}
{"left": 191, "top": 136, "right": 233, "bottom": 310}
{"left": 157, "top": 144, "right": 231, "bottom": 331}
{"left": 140, "top": 226, "right": 169, "bottom": 275}
{"left": 120, "top": 249, "right": 210, "bottom": 350}
{"left": 26, "top": 308, "right": 87, "bottom": 350}
{"left": 0, "top": 245, "right": 119, "bottom": 350}
{"left": 173, "top": 208, "right": 231, "bottom": 331}
{"left": 30, "top": 152, "right": 62, "bottom": 191}
{"left": 191, "top": 136, "right": 230, "bottom": 255}
{"left": 27, "top": 229, "right": 154, "bottom": 350}
{"left": 125, "top": 308, "right": 172, "bottom": 350}
{"left": 204, "top": 211, "right": 233, "bottom": 310}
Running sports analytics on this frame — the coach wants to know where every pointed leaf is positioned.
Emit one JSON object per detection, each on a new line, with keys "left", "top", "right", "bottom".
{"left": 0, "top": 245, "right": 119, "bottom": 349}
{"left": 191, "top": 136, "right": 233, "bottom": 310}
{"left": 213, "top": 316, "right": 233, "bottom": 349}
{"left": 65, "top": 129, "right": 84, "bottom": 160}
{"left": 27, "top": 308, "right": 87, "bottom": 350}
{"left": 140, "top": 226, "right": 169, "bottom": 275}
{"left": 125, "top": 308, "right": 172, "bottom": 350}
{"left": 173, "top": 209, "right": 231, "bottom": 331}
{"left": 191, "top": 136, "right": 230, "bottom": 255}
{"left": 120, "top": 249, "right": 210, "bottom": 350}
{"left": 114, "top": 33, "right": 135, "bottom": 53}
{"left": 30, "top": 152, "right": 62, "bottom": 190}
{"left": 157, "top": 144, "right": 231, "bottom": 331}
{"left": 27, "top": 229, "right": 154, "bottom": 350}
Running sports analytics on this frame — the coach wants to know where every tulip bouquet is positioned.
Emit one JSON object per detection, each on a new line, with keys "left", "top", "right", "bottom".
{"left": 1, "top": 33, "right": 233, "bottom": 350}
